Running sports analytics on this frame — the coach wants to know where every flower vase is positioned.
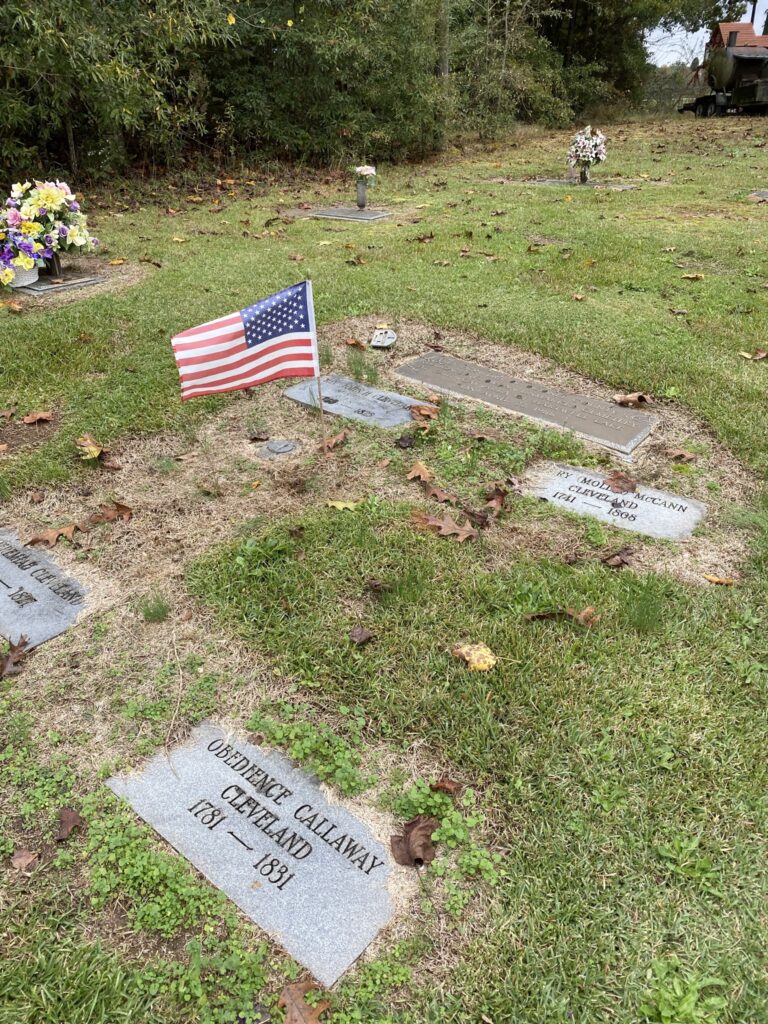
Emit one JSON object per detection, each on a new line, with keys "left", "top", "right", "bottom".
{"left": 9, "top": 265, "right": 39, "bottom": 289}
{"left": 356, "top": 181, "right": 368, "bottom": 210}
{"left": 579, "top": 165, "right": 590, "bottom": 184}
{"left": 41, "top": 252, "right": 63, "bottom": 277}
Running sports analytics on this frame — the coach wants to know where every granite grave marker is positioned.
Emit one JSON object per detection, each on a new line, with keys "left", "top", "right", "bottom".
{"left": 526, "top": 463, "right": 706, "bottom": 540}
{"left": 311, "top": 208, "right": 391, "bottom": 222}
{"left": 0, "top": 529, "right": 87, "bottom": 646}
{"left": 18, "top": 273, "right": 107, "bottom": 296}
{"left": 398, "top": 352, "right": 657, "bottom": 456}
{"left": 284, "top": 375, "right": 435, "bottom": 428}
{"left": 255, "top": 439, "right": 299, "bottom": 460}
{"left": 108, "top": 721, "right": 393, "bottom": 986}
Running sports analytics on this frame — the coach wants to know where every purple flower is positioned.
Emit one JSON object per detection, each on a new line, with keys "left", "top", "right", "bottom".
{"left": 5, "top": 198, "right": 19, "bottom": 208}
{"left": 38, "top": 207, "right": 47, "bottom": 217}
{"left": 68, "top": 201, "right": 80, "bottom": 212}
{"left": 58, "top": 224, "right": 69, "bottom": 238}
{"left": 44, "top": 234, "right": 54, "bottom": 246}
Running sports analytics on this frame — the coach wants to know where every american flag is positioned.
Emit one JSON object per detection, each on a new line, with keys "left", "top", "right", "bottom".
{"left": 171, "top": 281, "right": 319, "bottom": 400}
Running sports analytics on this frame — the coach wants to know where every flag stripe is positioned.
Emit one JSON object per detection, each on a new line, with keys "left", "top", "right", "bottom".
{"left": 174, "top": 332, "right": 313, "bottom": 369}
{"left": 172, "top": 324, "right": 245, "bottom": 351}
{"left": 173, "top": 312, "right": 242, "bottom": 340}
{"left": 181, "top": 362, "right": 315, "bottom": 399}
{"left": 179, "top": 343, "right": 315, "bottom": 385}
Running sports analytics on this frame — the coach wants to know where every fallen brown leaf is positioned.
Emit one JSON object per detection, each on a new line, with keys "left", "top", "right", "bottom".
{"left": 0, "top": 444, "right": 7, "bottom": 454}
{"left": 613, "top": 392, "right": 653, "bottom": 408}
{"left": 11, "top": 848, "right": 39, "bottom": 872}
{"left": 667, "top": 448, "right": 696, "bottom": 463}
{"left": 601, "top": 546, "right": 633, "bottom": 569}
{"left": 288, "top": 253, "right": 305, "bottom": 262}
{"left": 605, "top": 470, "right": 637, "bottom": 493}
{"left": 349, "top": 626, "right": 375, "bottom": 646}
{"left": 278, "top": 981, "right": 330, "bottom": 1024}
{"left": 0, "top": 299, "right": 24, "bottom": 313}
{"left": 484, "top": 482, "right": 508, "bottom": 516}
{"left": 423, "top": 483, "right": 457, "bottom": 504}
{"left": 391, "top": 815, "right": 439, "bottom": 868}
{"left": 22, "top": 411, "right": 53, "bottom": 425}
{"left": 410, "top": 404, "right": 438, "bottom": 422}
{"left": 0, "top": 405, "right": 16, "bottom": 419}
{"left": 56, "top": 807, "right": 85, "bottom": 842}
{"left": 344, "top": 337, "right": 366, "bottom": 349}
{"left": 681, "top": 273, "right": 704, "bottom": 281}
{"left": 27, "top": 525, "right": 80, "bottom": 548}
{"left": 571, "top": 293, "right": 585, "bottom": 301}
{"left": 29, "top": 490, "right": 45, "bottom": 503}
{"left": 526, "top": 607, "right": 601, "bottom": 627}
{"left": 452, "top": 642, "right": 497, "bottom": 671}
{"left": 85, "top": 501, "right": 133, "bottom": 526}
{"left": 703, "top": 574, "right": 735, "bottom": 586}
{"left": 319, "top": 428, "right": 351, "bottom": 453}
{"left": 1, "top": 636, "right": 30, "bottom": 678}
{"left": 669, "top": 308, "right": 688, "bottom": 316}
{"left": 430, "top": 776, "right": 461, "bottom": 796}
{"left": 364, "top": 577, "right": 391, "bottom": 595}
{"left": 108, "top": 258, "right": 126, "bottom": 266}
{"left": 74, "top": 434, "right": 104, "bottom": 460}
{"left": 395, "top": 433, "right": 416, "bottom": 449}
{"left": 377, "top": 457, "right": 392, "bottom": 468}
{"left": 406, "top": 461, "right": 433, "bottom": 483}
{"left": 411, "top": 510, "right": 478, "bottom": 543}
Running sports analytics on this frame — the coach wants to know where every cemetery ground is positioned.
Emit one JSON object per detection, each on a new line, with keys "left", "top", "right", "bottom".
{"left": 2, "top": 116, "right": 768, "bottom": 1024}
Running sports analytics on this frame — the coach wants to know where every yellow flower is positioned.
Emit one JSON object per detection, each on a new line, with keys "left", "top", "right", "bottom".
{"left": 12, "top": 255, "right": 35, "bottom": 271}
{"left": 19, "top": 203, "right": 38, "bottom": 219}
{"left": 34, "top": 185, "right": 67, "bottom": 211}
{"left": 21, "top": 221, "right": 41, "bottom": 236}
{"left": 0, "top": 267, "right": 14, "bottom": 286}
{"left": 287, "top": 18, "right": 294, "bottom": 26}
{"left": 227, "top": 12, "right": 236, "bottom": 23}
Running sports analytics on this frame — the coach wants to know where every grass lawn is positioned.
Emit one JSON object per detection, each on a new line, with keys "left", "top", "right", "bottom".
{"left": 2, "top": 118, "right": 768, "bottom": 1024}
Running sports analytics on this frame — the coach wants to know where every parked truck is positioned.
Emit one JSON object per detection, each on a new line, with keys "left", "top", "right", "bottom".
{"left": 679, "top": 40, "right": 768, "bottom": 117}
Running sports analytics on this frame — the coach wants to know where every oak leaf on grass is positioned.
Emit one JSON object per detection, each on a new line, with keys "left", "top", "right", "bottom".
{"left": 326, "top": 500, "right": 361, "bottom": 511}
{"left": 22, "top": 411, "right": 53, "bottom": 425}
{"left": 452, "top": 642, "right": 497, "bottom": 671}
{"left": 406, "top": 461, "right": 433, "bottom": 483}
{"left": 11, "top": 848, "right": 39, "bottom": 872}
{"left": 56, "top": 807, "right": 85, "bottom": 842}
{"left": 278, "top": 981, "right": 330, "bottom": 1024}
{"left": 27, "top": 524, "right": 80, "bottom": 548}
{"left": 319, "top": 428, "right": 351, "bottom": 453}
{"left": 349, "top": 626, "right": 375, "bottom": 646}
{"left": 703, "top": 574, "right": 735, "bottom": 586}
{"left": 391, "top": 815, "right": 439, "bottom": 868}
{"left": 1, "top": 636, "right": 30, "bottom": 679}
{"left": 410, "top": 510, "right": 478, "bottom": 543}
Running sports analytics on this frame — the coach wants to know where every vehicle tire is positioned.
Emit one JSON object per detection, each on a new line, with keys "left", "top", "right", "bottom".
{"left": 706, "top": 101, "right": 716, "bottom": 117}
{"left": 695, "top": 101, "right": 706, "bottom": 118}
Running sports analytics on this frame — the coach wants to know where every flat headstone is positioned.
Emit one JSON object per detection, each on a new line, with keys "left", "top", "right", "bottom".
{"left": 0, "top": 530, "right": 87, "bottom": 647}
{"left": 311, "top": 208, "right": 391, "bottom": 222}
{"left": 284, "top": 375, "right": 434, "bottom": 428}
{"left": 255, "top": 439, "right": 299, "bottom": 460}
{"left": 398, "top": 353, "right": 657, "bottom": 456}
{"left": 523, "top": 179, "right": 637, "bottom": 191}
{"left": 108, "top": 721, "right": 393, "bottom": 987}
{"left": 749, "top": 190, "right": 768, "bottom": 200}
{"left": 18, "top": 273, "right": 107, "bottom": 295}
{"left": 527, "top": 463, "right": 706, "bottom": 540}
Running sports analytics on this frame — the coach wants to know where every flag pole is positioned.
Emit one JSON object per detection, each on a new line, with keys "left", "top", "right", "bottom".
{"left": 306, "top": 280, "right": 328, "bottom": 455}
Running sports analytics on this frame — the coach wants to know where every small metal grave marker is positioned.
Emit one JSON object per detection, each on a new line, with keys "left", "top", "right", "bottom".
{"left": 0, "top": 530, "right": 87, "bottom": 647}
{"left": 256, "top": 439, "right": 299, "bottom": 460}
{"left": 370, "top": 328, "right": 397, "bottom": 350}
{"left": 284, "top": 375, "right": 433, "bottom": 428}
{"left": 749, "top": 190, "right": 768, "bottom": 200}
{"left": 18, "top": 273, "right": 107, "bottom": 295}
{"left": 398, "top": 353, "right": 657, "bottom": 456}
{"left": 108, "top": 721, "right": 393, "bottom": 986}
{"left": 527, "top": 463, "right": 706, "bottom": 540}
{"left": 311, "top": 208, "right": 391, "bottom": 222}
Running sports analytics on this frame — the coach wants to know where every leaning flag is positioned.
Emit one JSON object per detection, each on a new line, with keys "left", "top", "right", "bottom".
{"left": 171, "top": 280, "right": 319, "bottom": 400}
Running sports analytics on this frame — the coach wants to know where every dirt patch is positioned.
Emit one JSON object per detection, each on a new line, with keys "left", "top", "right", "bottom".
{"left": 0, "top": 412, "right": 58, "bottom": 454}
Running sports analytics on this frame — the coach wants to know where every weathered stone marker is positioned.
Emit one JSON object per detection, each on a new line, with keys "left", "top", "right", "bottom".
{"left": 18, "top": 273, "right": 107, "bottom": 295}
{"left": 398, "top": 353, "right": 656, "bottom": 456}
{"left": 255, "top": 439, "right": 299, "bottom": 460}
{"left": 526, "top": 463, "right": 706, "bottom": 540}
{"left": 311, "top": 208, "right": 391, "bottom": 222}
{"left": 108, "top": 721, "right": 393, "bottom": 987}
{"left": 0, "top": 530, "right": 87, "bottom": 647}
{"left": 523, "top": 179, "right": 637, "bottom": 191}
{"left": 285, "top": 375, "right": 435, "bottom": 428}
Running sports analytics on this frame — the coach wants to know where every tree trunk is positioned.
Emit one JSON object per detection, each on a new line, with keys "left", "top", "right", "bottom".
{"left": 65, "top": 115, "right": 78, "bottom": 178}
{"left": 438, "top": 0, "right": 450, "bottom": 78}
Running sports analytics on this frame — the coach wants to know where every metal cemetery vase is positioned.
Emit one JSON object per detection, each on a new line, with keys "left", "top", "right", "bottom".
{"left": 579, "top": 165, "right": 590, "bottom": 184}
{"left": 41, "top": 252, "right": 63, "bottom": 277}
{"left": 356, "top": 180, "right": 368, "bottom": 209}
{"left": 9, "top": 264, "right": 39, "bottom": 288}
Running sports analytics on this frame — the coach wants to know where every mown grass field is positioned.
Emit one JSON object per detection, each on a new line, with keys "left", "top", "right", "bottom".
{"left": 1, "top": 118, "right": 768, "bottom": 1024}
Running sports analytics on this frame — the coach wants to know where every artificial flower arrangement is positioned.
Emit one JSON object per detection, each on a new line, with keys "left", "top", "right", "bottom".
{"left": 0, "top": 180, "right": 98, "bottom": 287}
{"left": 566, "top": 126, "right": 607, "bottom": 183}
{"left": 352, "top": 164, "right": 376, "bottom": 210}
